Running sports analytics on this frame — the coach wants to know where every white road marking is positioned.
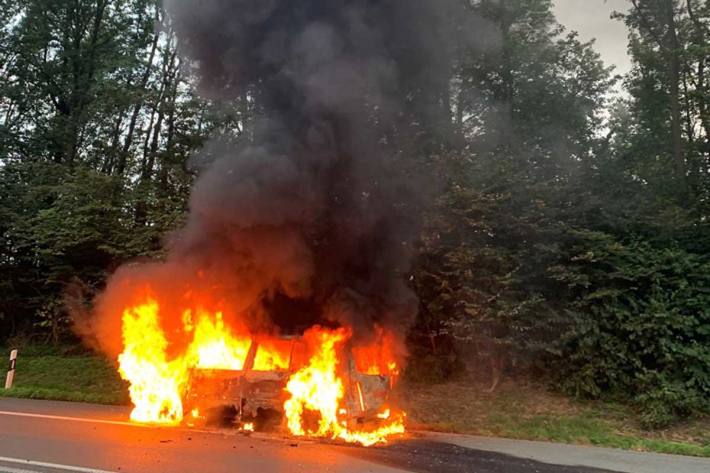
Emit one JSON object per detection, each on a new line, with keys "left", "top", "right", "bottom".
{"left": 0, "top": 456, "right": 115, "bottom": 473}
{"left": 0, "top": 411, "right": 139, "bottom": 428}
{"left": 0, "top": 466, "right": 41, "bottom": 473}
{"left": 0, "top": 410, "right": 243, "bottom": 437}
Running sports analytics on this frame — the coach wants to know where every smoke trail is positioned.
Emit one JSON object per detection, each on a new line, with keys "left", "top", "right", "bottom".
{"left": 80, "top": 0, "right": 481, "bottom": 357}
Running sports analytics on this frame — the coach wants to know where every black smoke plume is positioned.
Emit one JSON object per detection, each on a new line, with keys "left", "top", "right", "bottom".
{"left": 79, "top": 0, "right": 475, "bottom": 358}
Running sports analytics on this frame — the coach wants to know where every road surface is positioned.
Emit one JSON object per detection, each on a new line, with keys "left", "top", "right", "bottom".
{"left": 0, "top": 398, "right": 706, "bottom": 473}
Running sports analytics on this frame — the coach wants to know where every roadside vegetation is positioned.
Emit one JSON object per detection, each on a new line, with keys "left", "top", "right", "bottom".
{"left": 0, "top": 344, "right": 127, "bottom": 405}
{"left": 0, "top": 0, "right": 707, "bottom": 455}
{"left": 402, "top": 379, "right": 710, "bottom": 458}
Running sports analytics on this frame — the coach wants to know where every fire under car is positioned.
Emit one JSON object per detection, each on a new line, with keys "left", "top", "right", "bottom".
{"left": 182, "top": 336, "right": 395, "bottom": 431}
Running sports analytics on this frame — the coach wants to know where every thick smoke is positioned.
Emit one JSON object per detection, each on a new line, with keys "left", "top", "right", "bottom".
{"left": 80, "top": 0, "right": 475, "bottom": 358}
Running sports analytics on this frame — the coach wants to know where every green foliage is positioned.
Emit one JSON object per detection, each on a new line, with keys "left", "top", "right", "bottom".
{"left": 551, "top": 235, "right": 710, "bottom": 427}
{"left": 415, "top": 0, "right": 613, "bottom": 381}
{"left": 614, "top": 0, "right": 710, "bottom": 210}
{"left": 0, "top": 0, "right": 228, "bottom": 340}
{"left": 411, "top": 0, "right": 710, "bottom": 430}
{"left": 415, "top": 163, "right": 564, "bottom": 373}
{"left": 0, "top": 159, "right": 187, "bottom": 339}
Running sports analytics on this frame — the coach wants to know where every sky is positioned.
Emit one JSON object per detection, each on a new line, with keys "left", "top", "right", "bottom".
{"left": 553, "top": 0, "right": 632, "bottom": 75}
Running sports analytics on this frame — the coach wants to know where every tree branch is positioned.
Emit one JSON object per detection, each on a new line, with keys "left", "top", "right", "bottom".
{"left": 686, "top": 0, "right": 710, "bottom": 37}
{"left": 630, "top": 0, "right": 668, "bottom": 53}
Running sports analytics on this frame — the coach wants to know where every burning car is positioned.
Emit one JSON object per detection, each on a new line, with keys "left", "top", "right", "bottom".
{"left": 79, "top": 0, "right": 460, "bottom": 451}
{"left": 183, "top": 335, "right": 395, "bottom": 432}
{"left": 116, "top": 300, "right": 405, "bottom": 446}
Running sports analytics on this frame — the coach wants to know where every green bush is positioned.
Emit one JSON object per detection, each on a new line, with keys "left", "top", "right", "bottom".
{"left": 551, "top": 233, "right": 710, "bottom": 427}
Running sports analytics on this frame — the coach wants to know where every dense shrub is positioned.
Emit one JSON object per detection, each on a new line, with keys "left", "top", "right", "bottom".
{"left": 551, "top": 233, "right": 710, "bottom": 427}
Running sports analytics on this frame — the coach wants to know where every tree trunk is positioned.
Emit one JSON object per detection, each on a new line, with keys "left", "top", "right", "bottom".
{"left": 144, "top": 47, "right": 177, "bottom": 181}
{"left": 663, "top": 0, "right": 688, "bottom": 192}
{"left": 116, "top": 5, "right": 161, "bottom": 176}
{"left": 64, "top": 0, "right": 108, "bottom": 165}
{"left": 136, "top": 37, "right": 178, "bottom": 226}
{"left": 160, "top": 69, "right": 181, "bottom": 191}
{"left": 103, "top": 110, "right": 126, "bottom": 174}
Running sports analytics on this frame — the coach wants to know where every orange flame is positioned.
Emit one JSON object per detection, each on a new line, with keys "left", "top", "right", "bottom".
{"left": 117, "top": 296, "right": 404, "bottom": 445}
{"left": 189, "top": 312, "right": 251, "bottom": 370}
{"left": 283, "top": 327, "right": 404, "bottom": 446}
{"left": 351, "top": 326, "right": 401, "bottom": 377}
{"left": 118, "top": 301, "right": 186, "bottom": 425}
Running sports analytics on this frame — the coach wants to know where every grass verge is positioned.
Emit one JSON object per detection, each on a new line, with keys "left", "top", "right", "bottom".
{"left": 401, "top": 379, "right": 710, "bottom": 457}
{"left": 0, "top": 344, "right": 128, "bottom": 405}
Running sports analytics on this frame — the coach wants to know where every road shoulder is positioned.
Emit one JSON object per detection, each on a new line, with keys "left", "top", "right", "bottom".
{"left": 423, "top": 431, "right": 710, "bottom": 473}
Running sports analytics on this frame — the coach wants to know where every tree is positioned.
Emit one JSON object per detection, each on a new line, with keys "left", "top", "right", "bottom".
{"left": 0, "top": 0, "right": 234, "bottom": 341}
{"left": 414, "top": 0, "right": 615, "bottom": 387}
{"left": 617, "top": 0, "right": 710, "bottom": 208}
{"left": 550, "top": 234, "right": 710, "bottom": 427}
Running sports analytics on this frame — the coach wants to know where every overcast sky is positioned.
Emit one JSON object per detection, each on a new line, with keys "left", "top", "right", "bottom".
{"left": 553, "top": 0, "right": 632, "bottom": 75}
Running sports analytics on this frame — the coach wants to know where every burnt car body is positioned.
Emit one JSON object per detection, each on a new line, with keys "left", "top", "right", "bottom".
{"left": 183, "top": 337, "right": 393, "bottom": 430}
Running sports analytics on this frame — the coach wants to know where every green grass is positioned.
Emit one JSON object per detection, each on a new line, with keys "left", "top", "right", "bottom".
{"left": 0, "top": 345, "right": 129, "bottom": 405}
{"left": 486, "top": 412, "right": 709, "bottom": 457}
{"left": 401, "top": 380, "right": 710, "bottom": 458}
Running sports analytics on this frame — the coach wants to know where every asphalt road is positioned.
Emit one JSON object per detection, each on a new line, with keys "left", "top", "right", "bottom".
{"left": 0, "top": 398, "right": 706, "bottom": 473}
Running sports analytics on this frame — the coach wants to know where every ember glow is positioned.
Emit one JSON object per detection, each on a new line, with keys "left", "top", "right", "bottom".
{"left": 241, "top": 422, "right": 255, "bottom": 432}
{"left": 116, "top": 294, "right": 405, "bottom": 445}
